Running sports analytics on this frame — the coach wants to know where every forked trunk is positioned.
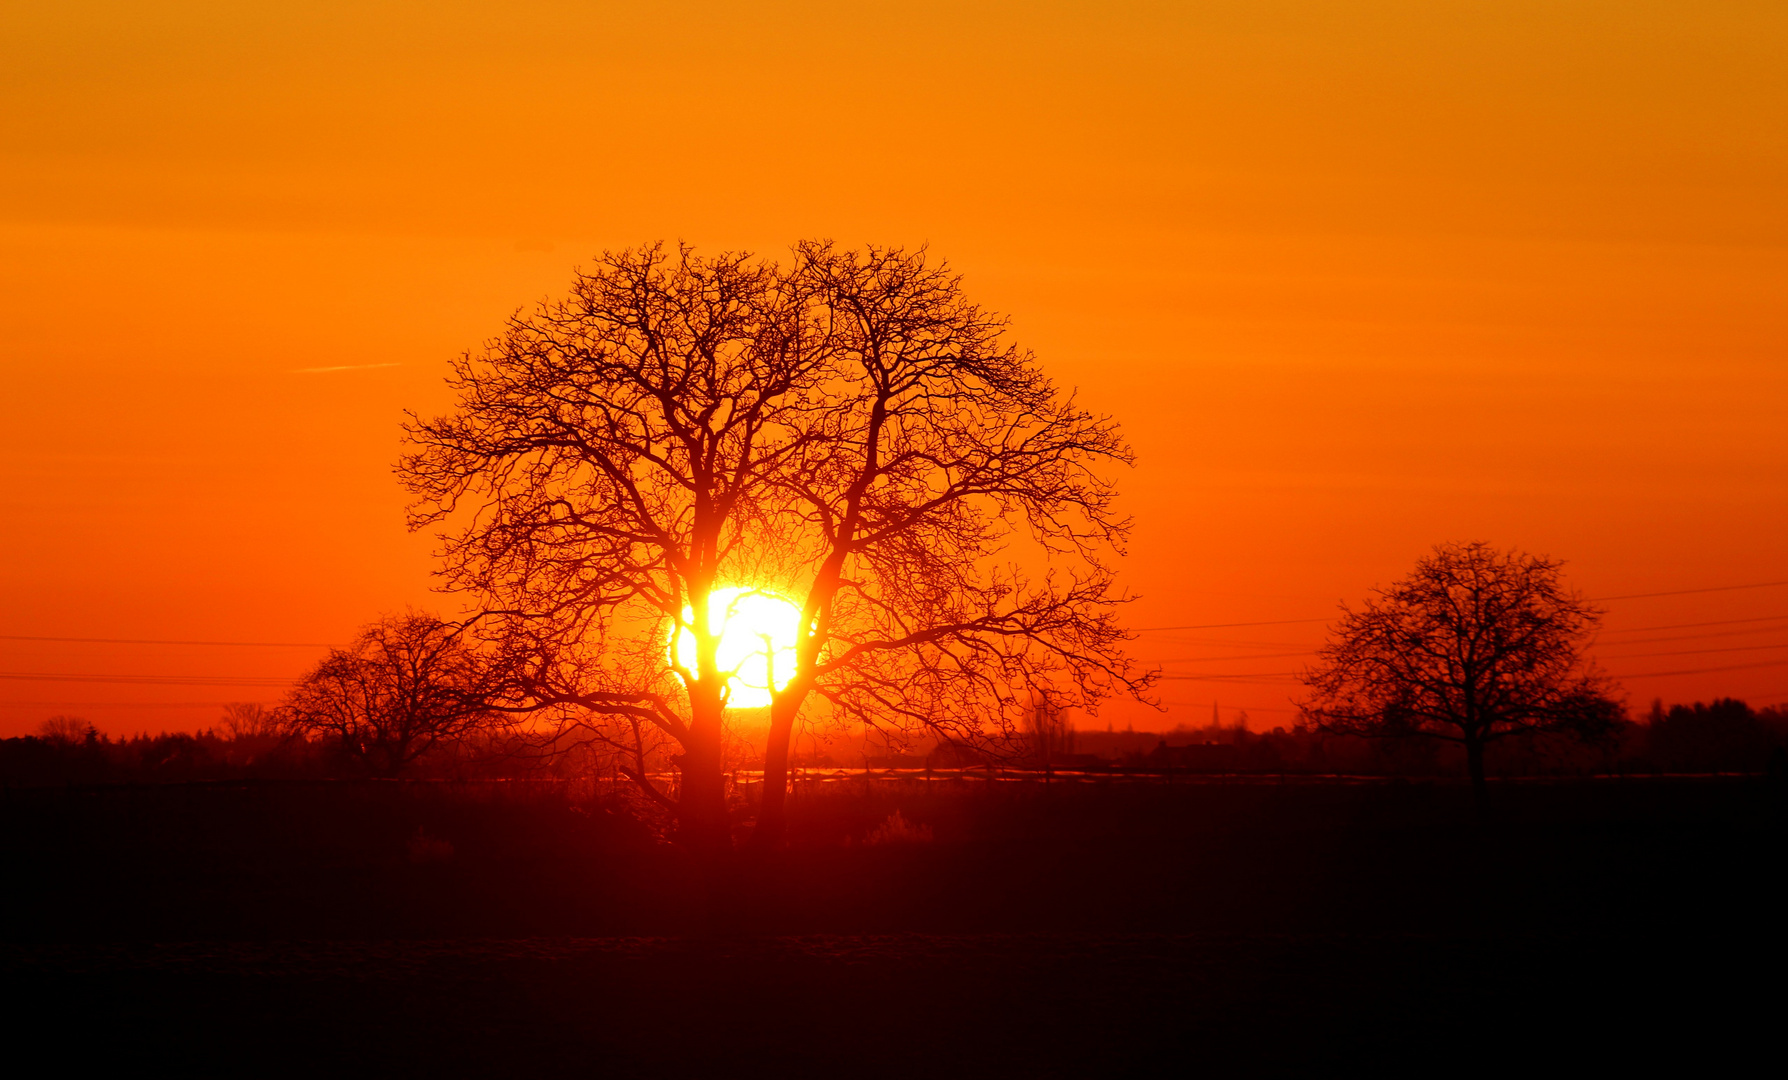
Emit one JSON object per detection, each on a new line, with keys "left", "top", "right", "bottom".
{"left": 677, "top": 692, "right": 731, "bottom": 857}
{"left": 751, "top": 551, "right": 840, "bottom": 854}
{"left": 677, "top": 745, "right": 728, "bottom": 856}
{"left": 749, "top": 697, "right": 799, "bottom": 853}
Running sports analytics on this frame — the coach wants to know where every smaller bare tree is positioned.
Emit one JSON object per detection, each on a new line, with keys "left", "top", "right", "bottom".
{"left": 281, "top": 613, "right": 500, "bottom": 777}
{"left": 38, "top": 715, "right": 93, "bottom": 745}
{"left": 1300, "top": 542, "right": 1623, "bottom": 812}
{"left": 1024, "top": 697, "right": 1076, "bottom": 768}
{"left": 219, "top": 702, "right": 280, "bottom": 741}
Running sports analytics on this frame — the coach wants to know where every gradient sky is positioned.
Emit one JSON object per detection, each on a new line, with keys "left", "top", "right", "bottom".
{"left": 3, "top": 1, "right": 1785, "bottom": 736}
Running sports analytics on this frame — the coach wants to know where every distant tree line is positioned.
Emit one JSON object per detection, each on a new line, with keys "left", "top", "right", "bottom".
{"left": 0, "top": 714, "right": 611, "bottom": 788}
{"left": 7, "top": 694, "right": 1782, "bottom": 788}
{"left": 1103, "top": 701, "right": 1788, "bottom": 778}
{"left": 4, "top": 546, "right": 1773, "bottom": 794}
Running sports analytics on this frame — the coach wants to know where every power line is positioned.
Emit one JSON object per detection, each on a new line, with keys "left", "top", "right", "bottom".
{"left": 0, "top": 634, "right": 335, "bottom": 648}
{"left": 1595, "top": 625, "right": 1788, "bottom": 647}
{"left": 1159, "top": 701, "right": 1301, "bottom": 714}
{"left": 1597, "top": 642, "right": 1788, "bottom": 661}
{"left": 1599, "top": 613, "right": 1788, "bottom": 634}
{"left": 1149, "top": 621, "right": 1788, "bottom": 651}
{"left": 1134, "top": 582, "right": 1788, "bottom": 636}
{"left": 1154, "top": 650, "right": 1316, "bottom": 663}
{"left": 1140, "top": 636, "right": 1321, "bottom": 648}
{"left": 1157, "top": 673, "right": 1302, "bottom": 683}
{"left": 1134, "top": 618, "right": 1329, "bottom": 632}
{"left": 12, "top": 582, "right": 1784, "bottom": 647}
{"left": 0, "top": 672, "right": 297, "bottom": 687}
{"left": 1613, "top": 658, "right": 1788, "bottom": 679}
{"left": 1592, "top": 580, "right": 1788, "bottom": 601}
{"left": 0, "top": 700, "right": 276, "bottom": 708}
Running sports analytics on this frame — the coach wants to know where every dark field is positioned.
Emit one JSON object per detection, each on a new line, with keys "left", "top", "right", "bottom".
{"left": 5, "top": 776, "right": 1782, "bottom": 1073}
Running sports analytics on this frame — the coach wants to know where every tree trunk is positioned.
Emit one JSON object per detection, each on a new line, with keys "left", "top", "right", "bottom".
{"left": 677, "top": 692, "right": 731, "bottom": 857}
{"left": 748, "top": 696, "right": 799, "bottom": 853}
{"left": 1465, "top": 735, "right": 1489, "bottom": 817}
{"left": 676, "top": 739, "right": 728, "bottom": 856}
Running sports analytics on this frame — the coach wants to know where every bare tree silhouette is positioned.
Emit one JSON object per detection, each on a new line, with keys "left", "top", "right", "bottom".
{"left": 400, "top": 241, "right": 1149, "bottom": 853}
{"left": 1024, "top": 696, "right": 1077, "bottom": 769}
{"left": 749, "top": 243, "right": 1148, "bottom": 846}
{"left": 220, "top": 702, "right": 280, "bottom": 741}
{"left": 37, "top": 715, "right": 92, "bottom": 745}
{"left": 281, "top": 613, "right": 499, "bottom": 777}
{"left": 1300, "top": 542, "right": 1623, "bottom": 812}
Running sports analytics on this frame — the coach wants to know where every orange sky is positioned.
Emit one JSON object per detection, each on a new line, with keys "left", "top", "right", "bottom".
{"left": 3, "top": 1, "right": 1785, "bottom": 736}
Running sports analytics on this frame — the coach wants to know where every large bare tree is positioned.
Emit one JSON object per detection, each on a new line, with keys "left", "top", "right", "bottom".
{"left": 1300, "top": 542, "right": 1623, "bottom": 812}
{"left": 400, "top": 242, "right": 1148, "bottom": 853}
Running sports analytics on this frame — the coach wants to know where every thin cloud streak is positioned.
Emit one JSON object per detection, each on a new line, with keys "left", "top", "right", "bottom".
{"left": 288, "top": 363, "right": 402, "bottom": 374}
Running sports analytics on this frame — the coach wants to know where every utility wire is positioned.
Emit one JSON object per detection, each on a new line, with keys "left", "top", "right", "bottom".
{"left": 0, "top": 634, "right": 335, "bottom": 648}
{"left": 14, "top": 582, "right": 1785, "bottom": 646}
{"left": 1597, "top": 642, "right": 1788, "bottom": 661}
{"left": 1592, "top": 580, "right": 1788, "bottom": 601}
{"left": 1613, "top": 658, "right": 1788, "bottom": 679}
{"left": 1139, "top": 636, "right": 1322, "bottom": 648}
{"left": 0, "top": 672, "right": 297, "bottom": 687}
{"left": 0, "top": 700, "right": 276, "bottom": 708}
{"left": 1136, "top": 583, "right": 1788, "bottom": 636}
{"left": 1159, "top": 701, "right": 1301, "bottom": 714}
{"left": 1133, "top": 618, "right": 1330, "bottom": 632}
{"left": 1594, "top": 626, "right": 1788, "bottom": 647}
{"left": 1157, "top": 672, "right": 1302, "bottom": 683}
{"left": 1154, "top": 650, "right": 1316, "bottom": 663}
{"left": 1150, "top": 615, "right": 1788, "bottom": 647}
{"left": 1597, "top": 613, "right": 1788, "bottom": 634}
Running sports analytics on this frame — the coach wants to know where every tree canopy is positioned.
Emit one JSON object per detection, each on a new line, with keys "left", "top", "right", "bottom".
{"left": 399, "top": 241, "right": 1150, "bottom": 849}
{"left": 1300, "top": 541, "right": 1623, "bottom": 810}
{"left": 281, "top": 612, "right": 499, "bottom": 777}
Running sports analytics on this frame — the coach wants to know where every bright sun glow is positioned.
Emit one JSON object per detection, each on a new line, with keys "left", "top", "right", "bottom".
{"left": 669, "top": 586, "right": 803, "bottom": 709}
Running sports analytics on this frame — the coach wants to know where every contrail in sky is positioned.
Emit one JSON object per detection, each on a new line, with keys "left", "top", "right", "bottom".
{"left": 289, "top": 362, "right": 402, "bottom": 374}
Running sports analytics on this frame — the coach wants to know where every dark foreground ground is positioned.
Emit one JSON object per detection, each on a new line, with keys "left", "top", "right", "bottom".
{"left": 3, "top": 775, "right": 1782, "bottom": 1073}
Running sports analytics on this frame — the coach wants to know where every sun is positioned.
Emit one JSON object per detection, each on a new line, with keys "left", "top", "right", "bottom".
{"left": 669, "top": 586, "right": 804, "bottom": 709}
